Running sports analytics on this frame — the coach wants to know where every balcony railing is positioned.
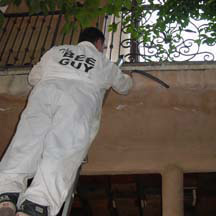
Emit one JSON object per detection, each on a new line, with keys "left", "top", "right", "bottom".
{"left": 0, "top": 5, "right": 216, "bottom": 70}
{"left": 104, "top": 5, "right": 216, "bottom": 63}
{"left": 0, "top": 11, "right": 102, "bottom": 69}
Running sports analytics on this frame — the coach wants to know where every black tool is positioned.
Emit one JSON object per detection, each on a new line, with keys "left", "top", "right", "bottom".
{"left": 132, "top": 70, "right": 170, "bottom": 88}
{"left": 116, "top": 55, "right": 170, "bottom": 89}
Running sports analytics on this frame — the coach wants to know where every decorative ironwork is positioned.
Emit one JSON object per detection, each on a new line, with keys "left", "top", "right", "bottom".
{"left": 117, "top": 4, "right": 216, "bottom": 62}
{"left": 1, "top": 4, "right": 216, "bottom": 69}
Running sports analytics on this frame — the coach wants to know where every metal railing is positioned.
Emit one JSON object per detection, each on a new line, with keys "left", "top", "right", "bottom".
{"left": 104, "top": 4, "right": 216, "bottom": 63}
{"left": 0, "top": 11, "right": 102, "bottom": 69}
{"left": 1, "top": 5, "right": 216, "bottom": 69}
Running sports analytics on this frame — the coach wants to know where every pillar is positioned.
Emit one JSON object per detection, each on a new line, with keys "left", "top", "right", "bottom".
{"left": 162, "top": 165, "right": 184, "bottom": 216}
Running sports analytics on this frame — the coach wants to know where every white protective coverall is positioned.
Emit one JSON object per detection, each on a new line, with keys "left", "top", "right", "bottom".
{"left": 0, "top": 41, "right": 133, "bottom": 215}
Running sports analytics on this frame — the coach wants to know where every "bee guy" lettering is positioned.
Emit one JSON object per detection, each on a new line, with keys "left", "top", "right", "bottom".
{"left": 59, "top": 49, "right": 96, "bottom": 73}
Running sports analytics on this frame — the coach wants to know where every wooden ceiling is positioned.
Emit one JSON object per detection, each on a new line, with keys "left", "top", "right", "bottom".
{"left": 60, "top": 173, "right": 216, "bottom": 216}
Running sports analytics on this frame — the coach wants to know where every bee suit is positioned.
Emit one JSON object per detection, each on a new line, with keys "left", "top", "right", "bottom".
{"left": 0, "top": 41, "right": 133, "bottom": 215}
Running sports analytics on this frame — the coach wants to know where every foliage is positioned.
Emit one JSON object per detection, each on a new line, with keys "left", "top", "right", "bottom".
{"left": 0, "top": 0, "right": 216, "bottom": 58}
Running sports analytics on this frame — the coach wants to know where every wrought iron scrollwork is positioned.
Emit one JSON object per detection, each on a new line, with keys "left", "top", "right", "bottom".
{"left": 119, "top": 5, "right": 216, "bottom": 62}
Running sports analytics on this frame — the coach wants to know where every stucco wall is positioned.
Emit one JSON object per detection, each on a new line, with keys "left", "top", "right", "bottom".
{"left": 0, "top": 63, "right": 216, "bottom": 175}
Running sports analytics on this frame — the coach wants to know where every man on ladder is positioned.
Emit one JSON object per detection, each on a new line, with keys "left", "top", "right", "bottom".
{"left": 0, "top": 27, "right": 133, "bottom": 216}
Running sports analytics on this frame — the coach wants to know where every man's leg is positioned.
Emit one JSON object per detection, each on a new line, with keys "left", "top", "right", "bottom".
{"left": 0, "top": 85, "right": 52, "bottom": 215}
{"left": 17, "top": 81, "right": 100, "bottom": 216}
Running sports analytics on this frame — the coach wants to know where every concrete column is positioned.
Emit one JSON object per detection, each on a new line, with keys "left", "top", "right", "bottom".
{"left": 162, "top": 165, "right": 184, "bottom": 216}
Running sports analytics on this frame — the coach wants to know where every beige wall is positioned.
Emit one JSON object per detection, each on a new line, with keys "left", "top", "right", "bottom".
{"left": 0, "top": 63, "right": 216, "bottom": 175}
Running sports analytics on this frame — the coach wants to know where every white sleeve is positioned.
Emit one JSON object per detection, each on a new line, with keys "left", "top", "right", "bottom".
{"left": 28, "top": 61, "right": 43, "bottom": 86}
{"left": 28, "top": 47, "right": 55, "bottom": 86}
{"left": 111, "top": 64, "right": 133, "bottom": 95}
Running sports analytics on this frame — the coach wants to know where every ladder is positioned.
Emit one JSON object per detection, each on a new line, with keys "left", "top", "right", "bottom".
{"left": 60, "top": 157, "right": 88, "bottom": 216}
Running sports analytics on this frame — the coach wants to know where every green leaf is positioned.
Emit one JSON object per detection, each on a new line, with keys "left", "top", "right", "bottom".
{"left": 194, "top": 39, "right": 202, "bottom": 45}
{"left": 40, "top": 1, "right": 49, "bottom": 15}
{"left": 0, "top": 0, "right": 8, "bottom": 7}
{"left": 62, "top": 21, "right": 73, "bottom": 34}
{"left": 124, "top": 0, "right": 132, "bottom": 9}
{"left": 56, "top": 0, "right": 64, "bottom": 9}
{"left": 13, "top": 0, "right": 22, "bottom": 6}
{"left": 26, "top": 0, "right": 41, "bottom": 14}
{"left": 47, "top": 0, "right": 56, "bottom": 11}
{"left": 207, "top": 0, "right": 215, "bottom": 4}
